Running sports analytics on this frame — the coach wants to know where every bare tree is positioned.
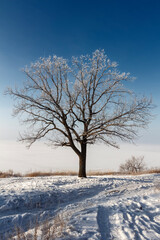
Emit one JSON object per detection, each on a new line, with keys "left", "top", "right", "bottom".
{"left": 7, "top": 50, "right": 153, "bottom": 177}
{"left": 119, "top": 156, "right": 146, "bottom": 173}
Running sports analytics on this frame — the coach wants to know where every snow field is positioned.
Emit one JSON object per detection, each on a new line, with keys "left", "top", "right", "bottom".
{"left": 0, "top": 174, "right": 160, "bottom": 239}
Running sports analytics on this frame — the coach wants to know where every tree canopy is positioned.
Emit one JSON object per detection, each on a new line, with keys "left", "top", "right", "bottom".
{"left": 7, "top": 50, "right": 153, "bottom": 177}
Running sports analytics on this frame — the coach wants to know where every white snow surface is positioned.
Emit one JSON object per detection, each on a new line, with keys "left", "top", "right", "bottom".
{"left": 0, "top": 174, "right": 160, "bottom": 239}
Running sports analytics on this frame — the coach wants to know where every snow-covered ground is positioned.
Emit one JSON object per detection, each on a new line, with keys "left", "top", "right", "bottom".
{"left": 0, "top": 174, "right": 160, "bottom": 239}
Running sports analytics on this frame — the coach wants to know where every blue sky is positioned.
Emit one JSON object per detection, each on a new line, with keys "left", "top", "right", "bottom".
{"left": 1, "top": 0, "right": 160, "bottom": 95}
{"left": 0, "top": 0, "right": 160, "bottom": 172}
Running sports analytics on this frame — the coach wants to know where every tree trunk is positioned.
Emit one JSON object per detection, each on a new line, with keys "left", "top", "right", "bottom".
{"left": 78, "top": 154, "right": 87, "bottom": 177}
{"left": 78, "top": 141, "right": 87, "bottom": 178}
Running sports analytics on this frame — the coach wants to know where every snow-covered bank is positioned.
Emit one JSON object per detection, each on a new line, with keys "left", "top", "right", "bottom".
{"left": 0, "top": 174, "right": 160, "bottom": 239}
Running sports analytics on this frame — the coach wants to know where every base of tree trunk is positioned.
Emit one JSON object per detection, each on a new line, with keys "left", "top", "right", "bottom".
{"left": 78, "top": 173, "right": 87, "bottom": 178}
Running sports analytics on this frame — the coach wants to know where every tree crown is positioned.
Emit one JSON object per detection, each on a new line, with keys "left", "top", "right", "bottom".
{"left": 7, "top": 50, "right": 153, "bottom": 152}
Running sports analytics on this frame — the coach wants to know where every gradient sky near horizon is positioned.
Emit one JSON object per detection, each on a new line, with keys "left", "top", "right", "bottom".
{"left": 0, "top": 0, "right": 160, "bottom": 172}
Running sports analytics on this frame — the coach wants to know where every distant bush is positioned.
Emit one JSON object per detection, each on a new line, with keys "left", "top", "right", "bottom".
{"left": 25, "top": 171, "right": 77, "bottom": 177}
{"left": 0, "top": 170, "right": 21, "bottom": 178}
{"left": 87, "top": 170, "right": 119, "bottom": 176}
{"left": 119, "top": 156, "right": 146, "bottom": 173}
{"left": 146, "top": 168, "right": 160, "bottom": 174}
{"left": 25, "top": 171, "right": 57, "bottom": 177}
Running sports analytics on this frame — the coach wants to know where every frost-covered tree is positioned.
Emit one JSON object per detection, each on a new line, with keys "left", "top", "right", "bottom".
{"left": 7, "top": 50, "right": 153, "bottom": 177}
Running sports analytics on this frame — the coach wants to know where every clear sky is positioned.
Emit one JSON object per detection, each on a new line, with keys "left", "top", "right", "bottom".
{"left": 0, "top": 0, "right": 160, "bottom": 172}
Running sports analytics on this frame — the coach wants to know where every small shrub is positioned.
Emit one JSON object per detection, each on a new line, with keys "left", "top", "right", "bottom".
{"left": 6, "top": 211, "right": 68, "bottom": 240}
{"left": 119, "top": 156, "right": 146, "bottom": 173}
{"left": 0, "top": 170, "right": 21, "bottom": 178}
{"left": 87, "top": 170, "right": 119, "bottom": 176}
{"left": 25, "top": 171, "right": 77, "bottom": 177}
{"left": 146, "top": 168, "right": 160, "bottom": 174}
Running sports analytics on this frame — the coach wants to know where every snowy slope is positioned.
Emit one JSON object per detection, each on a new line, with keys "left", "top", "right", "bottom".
{"left": 0, "top": 174, "right": 160, "bottom": 239}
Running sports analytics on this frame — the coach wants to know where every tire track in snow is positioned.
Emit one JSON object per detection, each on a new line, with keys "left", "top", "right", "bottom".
{"left": 97, "top": 205, "right": 111, "bottom": 240}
